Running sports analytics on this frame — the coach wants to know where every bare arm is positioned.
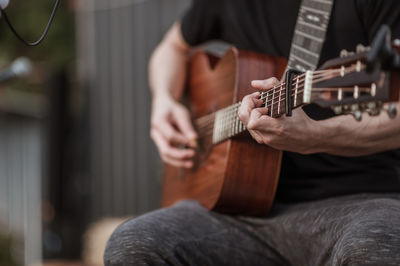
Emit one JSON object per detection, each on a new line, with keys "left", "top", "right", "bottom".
{"left": 149, "top": 22, "right": 197, "bottom": 168}
{"left": 238, "top": 78, "right": 400, "bottom": 157}
{"left": 149, "top": 22, "right": 189, "bottom": 101}
{"left": 314, "top": 104, "right": 400, "bottom": 156}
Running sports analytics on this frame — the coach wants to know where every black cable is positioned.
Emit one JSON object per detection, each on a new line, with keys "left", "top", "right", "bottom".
{"left": 0, "top": 0, "right": 60, "bottom": 46}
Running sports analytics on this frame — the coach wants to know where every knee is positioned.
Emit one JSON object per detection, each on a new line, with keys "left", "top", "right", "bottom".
{"left": 332, "top": 198, "right": 400, "bottom": 265}
{"left": 103, "top": 201, "right": 202, "bottom": 266}
{"left": 103, "top": 217, "right": 164, "bottom": 266}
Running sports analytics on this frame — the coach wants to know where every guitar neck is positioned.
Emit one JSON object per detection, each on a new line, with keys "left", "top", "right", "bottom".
{"left": 196, "top": 57, "right": 386, "bottom": 145}
{"left": 198, "top": 72, "right": 310, "bottom": 144}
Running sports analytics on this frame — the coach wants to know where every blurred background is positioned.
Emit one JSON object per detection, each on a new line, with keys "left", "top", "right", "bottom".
{"left": 0, "top": 0, "right": 190, "bottom": 265}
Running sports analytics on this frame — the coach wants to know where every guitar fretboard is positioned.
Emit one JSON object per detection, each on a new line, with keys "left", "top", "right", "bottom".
{"left": 212, "top": 103, "right": 245, "bottom": 144}
{"left": 211, "top": 71, "right": 314, "bottom": 144}
{"left": 287, "top": 0, "right": 334, "bottom": 72}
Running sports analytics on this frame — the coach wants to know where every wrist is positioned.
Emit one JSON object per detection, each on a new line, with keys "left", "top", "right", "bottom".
{"left": 304, "top": 118, "right": 331, "bottom": 154}
{"left": 152, "top": 90, "right": 175, "bottom": 104}
{"left": 310, "top": 116, "right": 347, "bottom": 154}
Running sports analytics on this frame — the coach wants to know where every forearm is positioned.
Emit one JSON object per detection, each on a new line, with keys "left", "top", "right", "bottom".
{"left": 149, "top": 22, "right": 189, "bottom": 102}
{"left": 315, "top": 102, "right": 400, "bottom": 156}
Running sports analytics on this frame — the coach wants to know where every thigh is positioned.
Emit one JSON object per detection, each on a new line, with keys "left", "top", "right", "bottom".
{"left": 105, "top": 194, "right": 400, "bottom": 266}
{"left": 104, "top": 200, "right": 287, "bottom": 266}
{"left": 240, "top": 193, "right": 400, "bottom": 266}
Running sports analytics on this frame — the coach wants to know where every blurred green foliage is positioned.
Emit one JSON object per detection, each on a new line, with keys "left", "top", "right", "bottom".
{"left": 0, "top": 0, "right": 75, "bottom": 68}
{"left": 0, "top": 231, "right": 17, "bottom": 266}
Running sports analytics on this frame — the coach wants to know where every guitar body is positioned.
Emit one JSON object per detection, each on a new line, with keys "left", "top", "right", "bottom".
{"left": 162, "top": 36, "right": 400, "bottom": 216}
{"left": 162, "top": 47, "right": 287, "bottom": 216}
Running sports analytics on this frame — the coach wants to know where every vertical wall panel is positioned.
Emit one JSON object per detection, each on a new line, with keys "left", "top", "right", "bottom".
{"left": 77, "top": 0, "right": 191, "bottom": 220}
{"left": 0, "top": 119, "right": 42, "bottom": 265}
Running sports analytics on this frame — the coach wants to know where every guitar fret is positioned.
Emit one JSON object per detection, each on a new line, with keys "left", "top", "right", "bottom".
{"left": 292, "top": 44, "right": 319, "bottom": 57}
{"left": 311, "top": 0, "right": 332, "bottom": 5}
{"left": 307, "top": 0, "right": 333, "bottom": 11}
{"left": 294, "top": 29, "right": 323, "bottom": 42}
{"left": 231, "top": 109, "right": 234, "bottom": 136}
{"left": 224, "top": 110, "right": 227, "bottom": 138}
{"left": 228, "top": 108, "right": 231, "bottom": 137}
{"left": 290, "top": 54, "right": 315, "bottom": 68}
{"left": 278, "top": 85, "right": 282, "bottom": 115}
{"left": 227, "top": 110, "right": 230, "bottom": 138}
{"left": 271, "top": 89, "right": 275, "bottom": 116}
{"left": 301, "top": 5, "right": 329, "bottom": 15}
{"left": 236, "top": 104, "right": 239, "bottom": 134}
{"left": 234, "top": 106, "right": 238, "bottom": 135}
{"left": 220, "top": 111, "right": 225, "bottom": 139}
{"left": 266, "top": 91, "right": 270, "bottom": 116}
{"left": 298, "top": 20, "right": 326, "bottom": 31}
{"left": 222, "top": 110, "right": 226, "bottom": 139}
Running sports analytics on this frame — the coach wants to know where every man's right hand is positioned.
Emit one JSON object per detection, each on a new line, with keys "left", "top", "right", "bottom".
{"left": 150, "top": 95, "right": 197, "bottom": 168}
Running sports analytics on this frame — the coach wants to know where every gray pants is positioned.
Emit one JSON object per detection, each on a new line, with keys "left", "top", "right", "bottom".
{"left": 104, "top": 193, "right": 400, "bottom": 266}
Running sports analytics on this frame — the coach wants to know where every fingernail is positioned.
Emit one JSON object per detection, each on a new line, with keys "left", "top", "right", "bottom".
{"left": 189, "top": 138, "right": 198, "bottom": 148}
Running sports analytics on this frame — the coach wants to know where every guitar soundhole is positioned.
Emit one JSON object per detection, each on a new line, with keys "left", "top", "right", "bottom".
{"left": 192, "top": 135, "right": 213, "bottom": 170}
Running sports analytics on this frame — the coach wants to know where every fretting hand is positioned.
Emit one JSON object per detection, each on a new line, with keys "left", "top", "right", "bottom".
{"left": 238, "top": 77, "right": 323, "bottom": 154}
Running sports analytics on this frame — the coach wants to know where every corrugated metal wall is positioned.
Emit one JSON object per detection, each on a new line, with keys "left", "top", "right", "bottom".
{"left": 76, "top": 0, "right": 190, "bottom": 220}
{"left": 0, "top": 118, "right": 42, "bottom": 265}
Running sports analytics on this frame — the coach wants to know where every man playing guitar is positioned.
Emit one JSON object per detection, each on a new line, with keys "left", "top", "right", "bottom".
{"left": 105, "top": 1, "right": 400, "bottom": 265}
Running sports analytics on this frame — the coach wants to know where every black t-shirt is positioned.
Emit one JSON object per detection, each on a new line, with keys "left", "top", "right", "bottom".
{"left": 181, "top": 0, "right": 400, "bottom": 203}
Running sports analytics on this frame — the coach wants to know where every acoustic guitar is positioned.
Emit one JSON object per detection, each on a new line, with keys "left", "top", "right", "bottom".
{"left": 162, "top": 43, "right": 400, "bottom": 216}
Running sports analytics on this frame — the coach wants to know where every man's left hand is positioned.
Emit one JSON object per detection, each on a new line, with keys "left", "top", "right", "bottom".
{"left": 238, "top": 77, "right": 323, "bottom": 154}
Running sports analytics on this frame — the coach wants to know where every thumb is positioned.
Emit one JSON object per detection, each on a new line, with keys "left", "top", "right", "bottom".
{"left": 251, "top": 77, "right": 280, "bottom": 91}
{"left": 173, "top": 106, "right": 198, "bottom": 145}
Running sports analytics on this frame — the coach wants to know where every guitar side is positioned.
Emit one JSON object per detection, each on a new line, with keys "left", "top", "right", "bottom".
{"left": 162, "top": 48, "right": 287, "bottom": 216}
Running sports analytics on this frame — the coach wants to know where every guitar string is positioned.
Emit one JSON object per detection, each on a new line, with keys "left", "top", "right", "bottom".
{"left": 257, "top": 66, "right": 357, "bottom": 98}
{"left": 198, "top": 81, "right": 373, "bottom": 134}
{"left": 197, "top": 85, "right": 369, "bottom": 138}
{"left": 259, "top": 64, "right": 362, "bottom": 102}
{"left": 194, "top": 64, "right": 365, "bottom": 134}
{"left": 196, "top": 74, "right": 336, "bottom": 129}
{"left": 194, "top": 63, "right": 361, "bottom": 127}
{"left": 259, "top": 66, "right": 362, "bottom": 105}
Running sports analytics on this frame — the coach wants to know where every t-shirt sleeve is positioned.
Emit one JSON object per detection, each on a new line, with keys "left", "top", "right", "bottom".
{"left": 359, "top": 0, "right": 400, "bottom": 42}
{"left": 180, "top": 0, "right": 221, "bottom": 46}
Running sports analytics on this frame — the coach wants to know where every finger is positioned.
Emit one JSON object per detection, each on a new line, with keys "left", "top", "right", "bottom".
{"left": 247, "top": 107, "right": 269, "bottom": 130}
{"left": 172, "top": 106, "right": 198, "bottom": 147}
{"left": 238, "top": 92, "right": 262, "bottom": 125}
{"left": 248, "top": 129, "right": 264, "bottom": 144}
{"left": 163, "top": 156, "right": 194, "bottom": 168}
{"left": 153, "top": 119, "right": 188, "bottom": 146}
{"left": 254, "top": 107, "right": 269, "bottom": 116}
{"left": 151, "top": 129, "right": 195, "bottom": 160}
{"left": 251, "top": 77, "right": 280, "bottom": 90}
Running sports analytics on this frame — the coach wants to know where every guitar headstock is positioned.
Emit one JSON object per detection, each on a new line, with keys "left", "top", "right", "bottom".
{"left": 308, "top": 41, "right": 400, "bottom": 121}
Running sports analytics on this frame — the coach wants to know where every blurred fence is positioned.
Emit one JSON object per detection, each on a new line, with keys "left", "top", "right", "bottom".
{"left": 0, "top": 117, "right": 42, "bottom": 265}
{"left": 76, "top": 0, "right": 190, "bottom": 221}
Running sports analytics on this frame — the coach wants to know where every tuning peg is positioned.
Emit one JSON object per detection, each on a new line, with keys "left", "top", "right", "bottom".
{"left": 366, "top": 108, "right": 381, "bottom": 116}
{"left": 340, "top": 49, "right": 349, "bottom": 58}
{"left": 332, "top": 105, "right": 343, "bottom": 115}
{"left": 356, "top": 44, "right": 370, "bottom": 53}
{"left": 365, "top": 102, "right": 381, "bottom": 116}
{"left": 384, "top": 103, "right": 397, "bottom": 118}
{"left": 340, "top": 49, "right": 355, "bottom": 58}
{"left": 352, "top": 110, "right": 362, "bottom": 121}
